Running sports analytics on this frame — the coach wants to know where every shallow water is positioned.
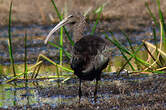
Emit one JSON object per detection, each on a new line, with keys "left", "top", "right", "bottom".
{"left": 0, "top": 79, "right": 74, "bottom": 108}
{"left": 0, "top": 73, "right": 165, "bottom": 109}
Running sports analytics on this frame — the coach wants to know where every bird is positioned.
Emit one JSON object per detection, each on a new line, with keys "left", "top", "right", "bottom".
{"left": 44, "top": 12, "right": 110, "bottom": 102}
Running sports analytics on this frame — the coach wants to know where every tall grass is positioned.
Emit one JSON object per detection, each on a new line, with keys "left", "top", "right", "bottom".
{"left": 8, "top": 1, "right": 16, "bottom": 77}
{"left": 103, "top": 0, "right": 166, "bottom": 74}
{"left": 3, "top": 0, "right": 166, "bottom": 83}
{"left": 105, "top": 33, "right": 150, "bottom": 70}
{"left": 60, "top": 26, "right": 63, "bottom": 66}
{"left": 146, "top": 0, "right": 166, "bottom": 49}
{"left": 50, "top": 0, "right": 74, "bottom": 46}
{"left": 146, "top": 0, "right": 166, "bottom": 68}
{"left": 91, "top": 4, "right": 104, "bottom": 35}
{"left": 156, "top": 0, "right": 166, "bottom": 48}
{"left": 24, "top": 32, "right": 28, "bottom": 80}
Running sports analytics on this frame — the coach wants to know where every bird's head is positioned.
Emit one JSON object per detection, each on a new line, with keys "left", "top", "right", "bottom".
{"left": 44, "top": 12, "right": 85, "bottom": 44}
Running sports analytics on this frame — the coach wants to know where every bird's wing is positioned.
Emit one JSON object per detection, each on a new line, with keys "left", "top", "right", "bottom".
{"left": 93, "top": 44, "right": 110, "bottom": 70}
{"left": 70, "top": 54, "right": 94, "bottom": 73}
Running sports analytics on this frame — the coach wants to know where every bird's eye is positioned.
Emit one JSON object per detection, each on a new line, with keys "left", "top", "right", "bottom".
{"left": 69, "top": 15, "right": 74, "bottom": 18}
{"left": 70, "top": 21, "right": 76, "bottom": 25}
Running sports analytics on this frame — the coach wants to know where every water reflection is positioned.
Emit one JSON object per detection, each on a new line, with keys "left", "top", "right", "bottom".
{"left": 0, "top": 80, "right": 77, "bottom": 108}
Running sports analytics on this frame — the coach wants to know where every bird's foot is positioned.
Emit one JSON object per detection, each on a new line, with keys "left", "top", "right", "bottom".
{"left": 78, "top": 89, "right": 82, "bottom": 103}
{"left": 94, "top": 95, "right": 98, "bottom": 102}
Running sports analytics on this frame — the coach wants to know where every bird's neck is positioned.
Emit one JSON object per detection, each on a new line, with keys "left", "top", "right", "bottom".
{"left": 73, "top": 19, "right": 87, "bottom": 42}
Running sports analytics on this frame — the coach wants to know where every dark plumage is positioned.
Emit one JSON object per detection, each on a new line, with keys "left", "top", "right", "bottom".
{"left": 71, "top": 35, "right": 109, "bottom": 81}
{"left": 44, "top": 12, "right": 110, "bottom": 101}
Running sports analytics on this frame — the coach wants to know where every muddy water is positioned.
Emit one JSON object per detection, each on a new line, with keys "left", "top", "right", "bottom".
{"left": 0, "top": 21, "right": 158, "bottom": 65}
{"left": 0, "top": 73, "right": 166, "bottom": 109}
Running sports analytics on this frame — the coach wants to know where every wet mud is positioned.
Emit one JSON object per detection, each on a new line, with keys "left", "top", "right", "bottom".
{"left": 1, "top": 73, "right": 166, "bottom": 110}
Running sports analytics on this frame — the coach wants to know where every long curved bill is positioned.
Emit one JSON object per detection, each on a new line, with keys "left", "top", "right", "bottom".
{"left": 44, "top": 15, "right": 73, "bottom": 44}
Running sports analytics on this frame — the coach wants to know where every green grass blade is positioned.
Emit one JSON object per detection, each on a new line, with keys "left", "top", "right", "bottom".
{"left": 91, "top": 5, "right": 104, "bottom": 35}
{"left": 105, "top": 33, "right": 150, "bottom": 67}
{"left": 145, "top": 2, "right": 158, "bottom": 27}
{"left": 6, "top": 72, "right": 24, "bottom": 83}
{"left": 106, "top": 32, "right": 135, "bottom": 70}
{"left": 152, "top": 70, "right": 166, "bottom": 74}
{"left": 121, "top": 30, "right": 142, "bottom": 70}
{"left": 50, "top": 0, "right": 74, "bottom": 46}
{"left": 39, "top": 54, "right": 73, "bottom": 73}
{"left": 143, "top": 41, "right": 162, "bottom": 67}
{"left": 0, "top": 65, "right": 2, "bottom": 75}
{"left": 60, "top": 27, "right": 63, "bottom": 64}
{"left": 34, "top": 63, "right": 42, "bottom": 78}
{"left": 24, "top": 32, "right": 28, "bottom": 79}
{"left": 119, "top": 48, "right": 135, "bottom": 71}
{"left": 157, "top": 0, "right": 166, "bottom": 48}
{"left": 50, "top": 0, "right": 61, "bottom": 20}
{"left": 48, "top": 41, "right": 71, "bottom": 58}
{"left": 60, "top": 15, "right": 63, "bottom": 66}
{"left": 152, "top": 27, "right": 157, "bottom": 47}
{"left": 8, "top": 1, "right": 16, "bottom": 77}
{"left": 121, "top": 31, "right": 134, "bottom": 52}
{"left": 157, "top": 0, "right": 166, "bottom": 30}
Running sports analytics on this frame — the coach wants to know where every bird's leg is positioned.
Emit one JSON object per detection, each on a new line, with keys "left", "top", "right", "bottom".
{"left": 94, "top": 78, "right": 98, "bottom": 102}
{"left": 79, "top": 79, "right": 82, "bottom": 102}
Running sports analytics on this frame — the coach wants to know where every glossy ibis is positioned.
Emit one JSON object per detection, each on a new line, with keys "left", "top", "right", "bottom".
{"left": 44, "top": 12, "right": 110, "bottom": 101}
